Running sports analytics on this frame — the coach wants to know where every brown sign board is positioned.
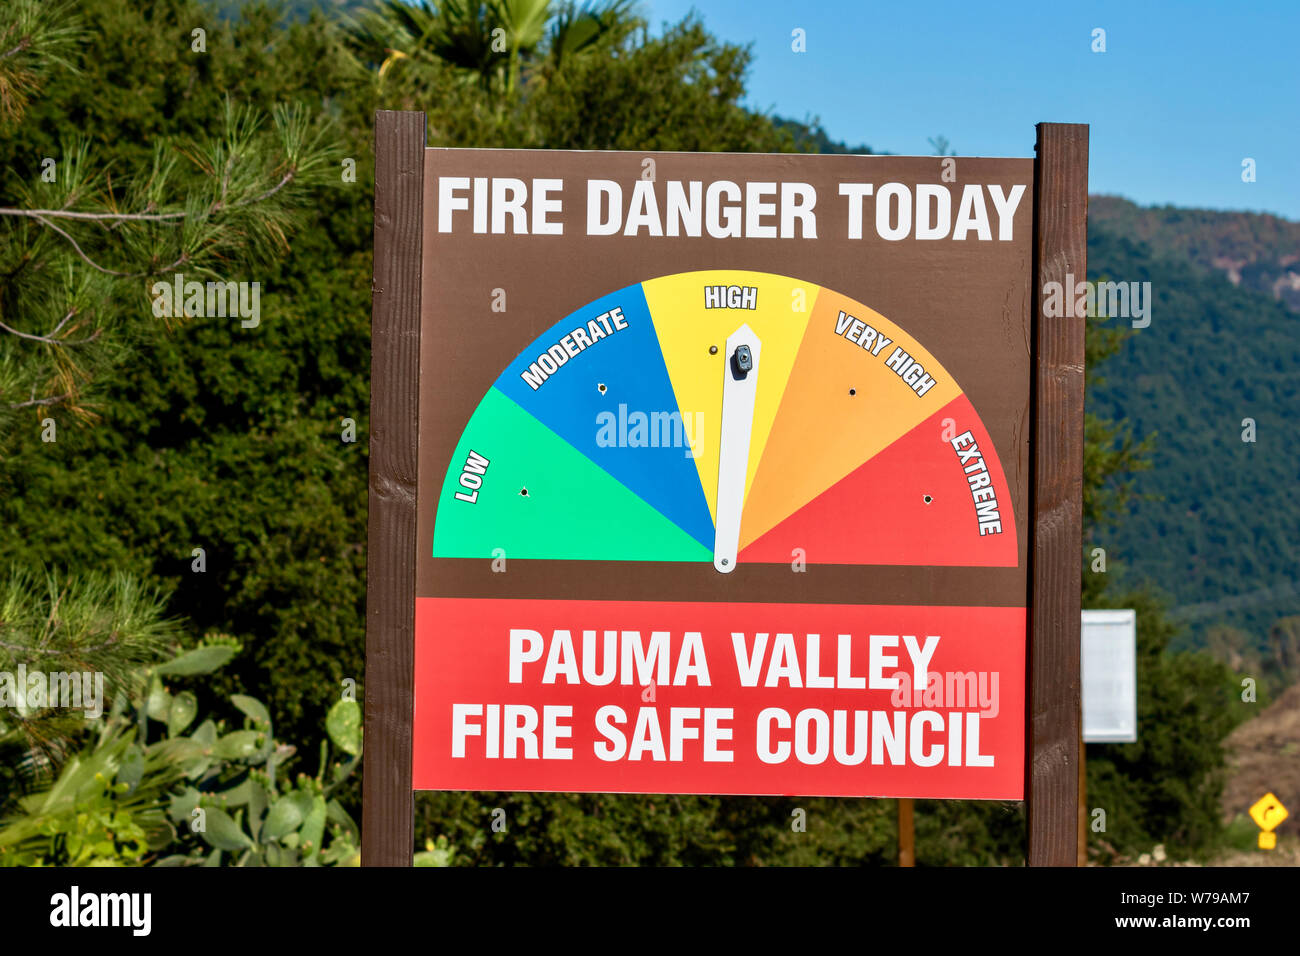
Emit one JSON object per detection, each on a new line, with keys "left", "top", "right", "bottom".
{"left": 364, "top": 113, "right": 1087, "bottom": 866}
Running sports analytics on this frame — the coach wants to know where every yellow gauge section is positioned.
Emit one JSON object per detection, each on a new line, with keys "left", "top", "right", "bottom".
{"left": 642, "top": 270, "right": 819, "bottom": 521}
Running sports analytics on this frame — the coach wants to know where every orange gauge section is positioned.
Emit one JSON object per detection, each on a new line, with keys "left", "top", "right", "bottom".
{"left": 738, "top": 287, "right": 961, "bottom": 549}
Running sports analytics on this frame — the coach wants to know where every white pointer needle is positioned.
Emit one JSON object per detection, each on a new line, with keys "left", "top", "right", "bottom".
{"left": 714, "top": 325, "right": 761, "bottom": 574}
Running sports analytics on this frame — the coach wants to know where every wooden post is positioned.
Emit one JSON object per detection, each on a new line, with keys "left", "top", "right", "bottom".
{"left": 1025, "top": 122, "right": 1088, "bottom": 866}
{"left": 362, "top": 110, "right": 425, "bottom": 867}
{"left": 899, "top": 799, "right": 915, "bottom": 867}
{"left": 1078, "top": 731, "right": 1088, "bottom": 865}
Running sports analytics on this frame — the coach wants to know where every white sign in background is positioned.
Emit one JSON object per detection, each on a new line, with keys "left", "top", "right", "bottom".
{"left": 1081, "top": 609, "right": 1138, "bottom": 743}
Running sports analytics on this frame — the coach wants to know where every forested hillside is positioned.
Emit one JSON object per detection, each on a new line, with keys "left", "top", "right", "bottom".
{"left": 1092, "top": 196, "right": 1300, "bottom": 312}
{"left": 1086, "top": 201, "right": 1300, "bottom": 677}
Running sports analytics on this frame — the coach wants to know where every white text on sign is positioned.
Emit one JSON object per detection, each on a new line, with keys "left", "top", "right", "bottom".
{"left": 435, "top": 178, "right": 1027, "bottom": 241}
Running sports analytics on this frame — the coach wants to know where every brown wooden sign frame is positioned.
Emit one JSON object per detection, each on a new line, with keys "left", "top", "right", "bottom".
{"left": 362, "top": 111, "right": 1086, "bottom": 867}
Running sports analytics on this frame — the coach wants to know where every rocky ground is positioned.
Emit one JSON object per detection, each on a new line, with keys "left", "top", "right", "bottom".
{"left": 1106, "top": 683, "right": 1299, "bottom": 867}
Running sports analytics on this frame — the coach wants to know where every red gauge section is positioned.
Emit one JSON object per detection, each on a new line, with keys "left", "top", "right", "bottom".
{"left": 740, "top": 395, "right": 1017, "bottom": 567}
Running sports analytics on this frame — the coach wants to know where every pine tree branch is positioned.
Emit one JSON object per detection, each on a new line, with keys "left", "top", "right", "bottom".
{"left": 31, "top": 213, "right": 185, "bottom": 278}
{"left": 0, "top": 39, "right": 33, "bottom": 62}
{"left": 0, "top": 309, "right": 101, "bottom": 346}
{"left": 8, "top": 389, "right": 70, "bottom": 409}
{"left": 0, "top": 169, "right": 296, "bottom": 223}
{"left": 0, "top": 633, "right": 121, "bottom": 656}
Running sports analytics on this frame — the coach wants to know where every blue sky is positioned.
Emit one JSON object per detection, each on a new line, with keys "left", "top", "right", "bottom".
{"left": 645, "top": 0, "right": 1300, "bottom": 220}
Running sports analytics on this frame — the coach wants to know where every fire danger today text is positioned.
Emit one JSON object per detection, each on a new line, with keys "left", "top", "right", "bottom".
{"left": 435, "top": 178, "right": 1027, "bottom": 241}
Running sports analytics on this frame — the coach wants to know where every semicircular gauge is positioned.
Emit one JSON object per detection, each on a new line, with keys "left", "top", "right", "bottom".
{"left": 432, "top": 270, "right": 1017, "bottom": 568}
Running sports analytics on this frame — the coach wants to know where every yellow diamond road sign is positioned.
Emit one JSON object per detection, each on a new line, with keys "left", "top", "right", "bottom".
{"left": 1249, "top": 793, "right": 1288, "bottom": 849}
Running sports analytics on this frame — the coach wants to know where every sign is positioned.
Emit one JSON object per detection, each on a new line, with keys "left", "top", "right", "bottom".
{"left": 364, "top": 114, "right": 1089, "bottom": 865}
{"left": 1248, "top": 792, "right": 1288, "bottom": 849}
{"left": 1081, "top": 609, "right": 1138, "bottom": 743}
{"left": 416, "top": 150, "right": 1032, "bottom": 800}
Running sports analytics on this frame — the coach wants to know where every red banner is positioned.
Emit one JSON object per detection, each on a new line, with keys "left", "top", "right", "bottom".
{"left": 414, "top": 597, "right": 1025, "bottom": 799}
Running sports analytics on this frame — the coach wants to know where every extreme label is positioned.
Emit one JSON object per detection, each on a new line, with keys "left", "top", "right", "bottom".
{"left": 950, "top": 430, "right": 1003, "bottom": 535}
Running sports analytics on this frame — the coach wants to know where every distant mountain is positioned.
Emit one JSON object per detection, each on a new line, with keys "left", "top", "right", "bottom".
{"left": 772, "top": 116, "right": 879, "bottom": 155}
{"left": 1085, "top": 204, "right": 1300, "bottom": 654}
{"left": 1092, "top": 196, "right": 1300, "bottom": 313}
